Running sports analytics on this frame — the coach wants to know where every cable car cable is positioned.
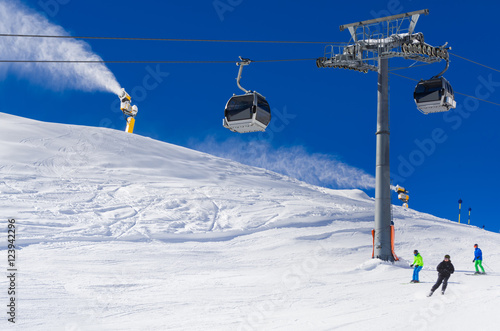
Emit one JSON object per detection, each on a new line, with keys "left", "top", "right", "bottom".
{"left": 2, "top": 31, "right": 499, "bottom": 107}
{"left": 450, "top": 52, "right": 500, "bottom": 74}
{"left": 0, "top": 59, "right": 236, "bottom": 64}
{"left": 0, "top": 58, "right": 316, "bottom": 64}
{"left": 389, "top": 63, "right": 432, "bottom": 71}
{"left": 453, "top": 91, "right": 500, "bottom": 107}
{"left": 4, "top": 58, "right": 499, "bottom": 107}
{"left": 0, "top": 33, "right": 344, "bottom": 45}
{"left": 3, "top": 33, "right": 500, "bottom": 74}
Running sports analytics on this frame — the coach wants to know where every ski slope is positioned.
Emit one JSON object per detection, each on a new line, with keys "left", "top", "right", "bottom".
{"left": 0, "top": 112, "right": 499, "bottom": 330}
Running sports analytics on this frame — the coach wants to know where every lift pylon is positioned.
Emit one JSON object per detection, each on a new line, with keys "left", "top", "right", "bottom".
{"left": 317, "top": 9, "right": 452, "bottom": 261}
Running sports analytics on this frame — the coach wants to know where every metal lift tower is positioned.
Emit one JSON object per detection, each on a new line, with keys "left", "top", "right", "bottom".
{"left": 317, "top": 9, "right": 450, "bottom": 261}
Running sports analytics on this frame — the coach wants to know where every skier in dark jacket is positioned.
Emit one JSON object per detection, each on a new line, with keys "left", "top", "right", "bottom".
{"left": 428, "top": 255, "right": 455, "bottom": 296}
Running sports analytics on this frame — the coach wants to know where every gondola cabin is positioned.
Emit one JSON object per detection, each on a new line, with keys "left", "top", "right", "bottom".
{"left": 413, "top": 77, "right": 456, "bottom": 114}
{"left": 223, "top": 91, "right": 271, "bottom": 133}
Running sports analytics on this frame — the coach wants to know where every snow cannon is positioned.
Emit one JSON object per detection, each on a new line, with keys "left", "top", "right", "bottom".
{"left": 119, "top": 88, "right": 131, "bottom": 104}
{"left": 398, "top": 193, "right": 409, "bottom": 207}
{"left": 394, "top": 185, "right": 409, "bottom": 208}
{"left": 118, "top": 88, "right": 138, "bottom": 133}
{"left": 395, "top": 185, "right": 406, "bottom": 194}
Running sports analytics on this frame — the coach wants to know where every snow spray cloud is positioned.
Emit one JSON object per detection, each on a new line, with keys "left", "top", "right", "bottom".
{"left": 192, "top": 137, "right": 376, "bottom": 190}
{"left": 0, "top": 0, "right": 121, "bottom": 94}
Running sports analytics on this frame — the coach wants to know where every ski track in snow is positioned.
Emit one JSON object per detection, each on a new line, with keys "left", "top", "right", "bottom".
{"left": 0, "top": 112, "right": 499, "bottom": 330}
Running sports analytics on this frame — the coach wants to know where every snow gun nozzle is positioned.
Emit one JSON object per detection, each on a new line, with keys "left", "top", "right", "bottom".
{"left": 119, "top": 88, "right": 138, "bottom": 118}
{"left": 118, "top": 88, "right": 131, "bottom": 103}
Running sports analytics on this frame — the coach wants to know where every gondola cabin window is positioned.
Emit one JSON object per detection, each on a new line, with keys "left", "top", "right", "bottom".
{"left": 414, "top": 80, "right": 442, "bottom": 102}
{"left": 256, "top": 95, "right": 271, "bottom": 126}
{"left": 225, "top": 95, "right": 254, "bottom": 121}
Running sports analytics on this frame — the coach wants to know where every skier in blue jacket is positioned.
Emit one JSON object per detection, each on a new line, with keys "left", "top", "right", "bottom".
{"left": 473, "top": 244, "right": 485, "bottom": 274}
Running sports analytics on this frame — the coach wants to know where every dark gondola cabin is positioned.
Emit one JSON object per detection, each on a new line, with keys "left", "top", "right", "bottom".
{"left": 413, "top": 77, "right": 456, "bottom": 114}
{"left": 223, "top": 91, "right": 271, "bottom": 133}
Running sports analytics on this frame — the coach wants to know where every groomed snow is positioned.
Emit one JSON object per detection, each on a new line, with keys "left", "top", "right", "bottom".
{"left": 0, "top": 112, "right": 499, "bottom": 330}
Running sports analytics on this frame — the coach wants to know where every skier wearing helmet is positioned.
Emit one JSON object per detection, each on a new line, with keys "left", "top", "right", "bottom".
{"left": 473, "top": 244, "right": 486, "bottom": 274}
{"left": 428, "top": 254, "right": 455, "bottom": 297}
{"left": 410, "top": 250, "right": 423, "bottom": 283}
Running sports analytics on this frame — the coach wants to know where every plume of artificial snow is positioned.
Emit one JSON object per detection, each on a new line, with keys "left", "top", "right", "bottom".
{"left": 0, "top": 0, "right": 121, "bottom": 95}
{"left": 192, "top": 137, "right": 376, "bottom": 189}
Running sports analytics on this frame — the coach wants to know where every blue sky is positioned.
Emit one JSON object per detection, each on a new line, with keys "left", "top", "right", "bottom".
{"left": 1, "top": 0, "right": 499, "bottom": 233}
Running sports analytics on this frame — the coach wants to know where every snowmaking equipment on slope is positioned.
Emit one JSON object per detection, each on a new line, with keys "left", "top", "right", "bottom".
{"left": 118, "top": 88, "right": 138, "bottom": 133}
{"left": 394, "top": 185, "right": 409, "bottom": 208}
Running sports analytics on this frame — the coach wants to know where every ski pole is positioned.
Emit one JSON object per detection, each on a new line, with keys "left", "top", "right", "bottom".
{"left": 482, "top": 262, "right": 495, "bottom": 273}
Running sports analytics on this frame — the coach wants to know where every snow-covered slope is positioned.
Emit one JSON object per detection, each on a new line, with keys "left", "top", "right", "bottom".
{"left": 0, "top": 112, "right": 499, "bottom": 330}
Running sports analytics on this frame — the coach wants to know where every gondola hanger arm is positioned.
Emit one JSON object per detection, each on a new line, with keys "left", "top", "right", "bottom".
{"left": 432, "top": 58, "right": 449, "bottom": 79}
{"left": 236, "top": 56, "right": 251, "bottom": 93}
{"left": 432, "top": 43, "right": 451, "bottom": 78}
